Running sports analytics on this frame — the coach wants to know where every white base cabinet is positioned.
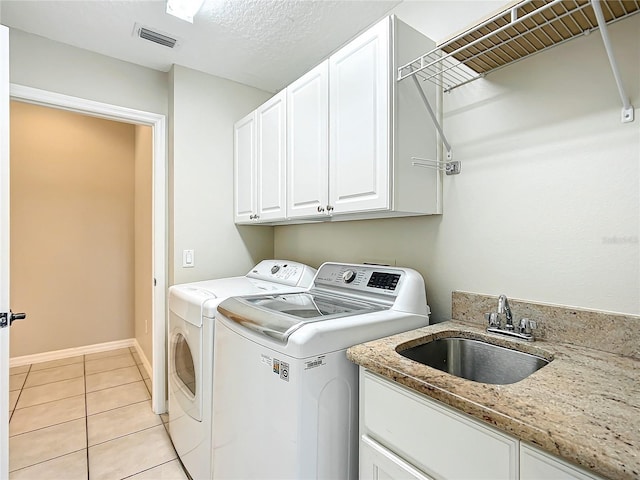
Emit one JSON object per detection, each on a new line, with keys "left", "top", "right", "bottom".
{"left": 359, "top": 369, "right": 605, "bottom": 480}
{"left": 360, "top": 434, "right": 434, "bottom": 480}
{"left": 520, "top": 444, "right": 603, "bottom": 480}
{"left": 360, "top": 370, "right": 517, "bottom": 480}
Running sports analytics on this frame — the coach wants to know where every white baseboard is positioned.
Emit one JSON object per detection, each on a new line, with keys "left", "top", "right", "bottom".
{"left": 9, "top": 338, "right": 136, "bottom": 367}
{"left": 131, "top": 339, "right": 153, "bottom": 380}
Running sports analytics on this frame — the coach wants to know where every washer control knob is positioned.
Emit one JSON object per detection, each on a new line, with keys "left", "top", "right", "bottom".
{"left": 342, "top": 270, "right": 356, "bottom": 284}
{"left": 271, "top": 265, "right": 280, "bottom": 274}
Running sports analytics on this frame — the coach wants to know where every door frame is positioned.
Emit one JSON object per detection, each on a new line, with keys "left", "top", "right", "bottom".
{"left": 1, "top": 24, "right": 11, "bottom": 479}
{"left": 9, "top": 84, "right": 168, "bottom": 414}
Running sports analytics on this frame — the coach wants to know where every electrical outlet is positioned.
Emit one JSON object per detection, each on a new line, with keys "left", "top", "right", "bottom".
{"left": 182, "top": 249, "right": 195, "bottom": 268}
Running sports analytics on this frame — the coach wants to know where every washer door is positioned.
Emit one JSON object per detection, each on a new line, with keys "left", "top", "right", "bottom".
{"left": 169, "top": 314, "right": 202, "bottom": 422}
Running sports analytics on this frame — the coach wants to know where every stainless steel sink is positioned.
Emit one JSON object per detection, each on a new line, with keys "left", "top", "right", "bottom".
{"left": 398, "top": 337, "right": 550, "bottom": 385}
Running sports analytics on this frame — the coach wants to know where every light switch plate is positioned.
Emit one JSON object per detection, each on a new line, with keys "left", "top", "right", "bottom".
{"left": 182, "top": 249, "right": 195, "bottom": 268}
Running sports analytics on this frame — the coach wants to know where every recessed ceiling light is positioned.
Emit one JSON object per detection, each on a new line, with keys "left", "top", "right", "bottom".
{"left": 166, "top": 0, "right": 205, "bottom": 23}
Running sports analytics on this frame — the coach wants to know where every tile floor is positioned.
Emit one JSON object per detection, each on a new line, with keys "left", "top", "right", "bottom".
{"left": 8, "top": 347, "right": 188, "bottom": 479}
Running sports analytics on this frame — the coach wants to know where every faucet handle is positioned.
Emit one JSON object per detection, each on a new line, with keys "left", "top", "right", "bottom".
{"left": 485, "top": 312, "right": 501, "bottom": 328}
{"left": 518, "top": 318, "right": 537, "bottom": 335}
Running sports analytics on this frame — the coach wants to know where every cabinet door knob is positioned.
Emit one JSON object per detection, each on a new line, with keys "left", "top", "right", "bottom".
{"left": 317, "top": 206, "right": 325, "bottom": 213}
{"left": 327, "top": 205, "right": 334, "bottom": 212}
{"left": 254, "top": 214, "right": 260, "bottom": 220}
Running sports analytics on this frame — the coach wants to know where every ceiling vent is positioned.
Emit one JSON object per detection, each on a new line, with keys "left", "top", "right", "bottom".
{"left": 133, "top": 23, "right": 180, "bottom": 49}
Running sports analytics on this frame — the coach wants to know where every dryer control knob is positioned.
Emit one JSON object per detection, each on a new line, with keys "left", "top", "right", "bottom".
{"left": 342, "top": 270, "right": 356, "bottom": 283}
{"left": 271, "top": 265, "right": 281, "bottom": 274}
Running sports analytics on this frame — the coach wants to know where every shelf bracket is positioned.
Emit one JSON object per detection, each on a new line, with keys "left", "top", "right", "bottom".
{"left": 411, "top": 74, "right": 453, "bottom": 160}
{"left": 591, "top": 0, "right": 635, "bottom": 123}
{"left": 412, "top": 157, "right": 461, "bottom": 175}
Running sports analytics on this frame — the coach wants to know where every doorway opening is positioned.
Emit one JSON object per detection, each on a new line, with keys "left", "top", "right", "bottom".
{"left": 8, "top": 85, "right": 167, "bottom": 414}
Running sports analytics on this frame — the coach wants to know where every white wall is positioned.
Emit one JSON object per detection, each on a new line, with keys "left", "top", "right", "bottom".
{"left": 8, "top": 29, "right": 167, "bottom": 115}
{"left": 275, "top": 6, "right": 640, "bottom": 320}
{"left": 169, "top": 65, "right": 273, "bottom": 284}
{"left": 392, "top": 1, "right": 505, "bottom": 44}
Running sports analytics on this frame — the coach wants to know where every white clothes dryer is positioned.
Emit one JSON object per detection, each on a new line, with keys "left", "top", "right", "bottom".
{"left": 168, "top": 260, "right": 316, "bottom": 480}
{"left": 212, "top": 262, "right": 430, "bottom": 480}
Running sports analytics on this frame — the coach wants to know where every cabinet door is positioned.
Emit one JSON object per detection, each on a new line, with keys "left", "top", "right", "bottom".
{"left": 360, "top": 435, "right": 434, "bottom": 480}
{"left": 234, "top": 111, "right": 256, "bottom": 223}
{"left": 521, "top": 444, "right": 604, "bottom": 480}
{"left": 256, "top": 91, "right": 287, "bottom": 222}
{"left": 287, "top": 61, "right": 329, "bottom": 218}
{"left": 329, "top": 17, "right": 390, "bottom": 215}
{"left": 362, "top": 371, "right": 518, "bottom": 480}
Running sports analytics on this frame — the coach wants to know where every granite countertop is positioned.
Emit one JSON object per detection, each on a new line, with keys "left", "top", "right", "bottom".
{"left": 347, "top": 321, "right": 640, "bottom": 480}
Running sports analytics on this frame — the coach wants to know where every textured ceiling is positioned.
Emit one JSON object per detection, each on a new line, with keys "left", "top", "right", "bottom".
{"left": 0, "top": 0, "right": 402, "bottom": 92}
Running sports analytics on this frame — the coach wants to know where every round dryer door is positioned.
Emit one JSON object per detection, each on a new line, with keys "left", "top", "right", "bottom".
{"left": 169, "top": 312, "right": 203, "bottom": 422}
{"left": 174, "top": 334, "right": 196, "bottom": 397}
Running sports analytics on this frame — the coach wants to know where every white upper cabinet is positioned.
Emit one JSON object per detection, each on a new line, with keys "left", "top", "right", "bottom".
{"left": 256, "top": 91, "right": 287, "bottom": 221}
{"left": 234, "top": 91, "right": 287, "bottom": 224}
{"left": 234, "top": 15, "right": 441, "bottom": 225}
{"left": 329, "top": 18, "right": 390, "bottom": 216}
{"left": 287, "top": 61, "right": 329, "bottom": 219}
{"left": 325, "top": 15, "right": 440, "bottom": 221}
{"left": 233, "top": 111, "right": 256, "bottom": 223}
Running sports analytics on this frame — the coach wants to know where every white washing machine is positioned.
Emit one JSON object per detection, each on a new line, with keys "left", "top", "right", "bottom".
{"left": 168, "top": 260, "right": 316, "bottom": 480}
{"left": 212, "top": 262, "right": 430, "bottom": 480}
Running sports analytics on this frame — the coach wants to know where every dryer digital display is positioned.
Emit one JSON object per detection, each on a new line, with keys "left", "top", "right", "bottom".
{"left": 367, "top": 272, "right": 401, "bottom": 291}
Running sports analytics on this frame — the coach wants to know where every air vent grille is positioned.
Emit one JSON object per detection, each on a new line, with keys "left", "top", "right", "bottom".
{"left": 136, "top": 26, "right": 178, "bottom": 48}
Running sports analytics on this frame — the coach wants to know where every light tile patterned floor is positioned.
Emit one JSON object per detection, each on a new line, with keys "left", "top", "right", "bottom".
{"left": 8, "top": 347, "right": 188, "bottom": 479}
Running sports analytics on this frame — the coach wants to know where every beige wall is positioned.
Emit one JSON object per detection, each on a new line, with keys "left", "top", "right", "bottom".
{"left": 134, "top": 124, "right": 153, "bottom": 363}
{"left": 275, "top": 12, "right": 640, "bottom": 320}
{"left": 169, "top": 65, "right": 273, "bottom": 285}
{"left": 10, "top": 101, "right": 136, "bottom": 357}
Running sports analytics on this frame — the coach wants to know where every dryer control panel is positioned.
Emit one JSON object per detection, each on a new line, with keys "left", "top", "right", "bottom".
{"left": 247, "top": 260, "right": 316, "bottom": 288}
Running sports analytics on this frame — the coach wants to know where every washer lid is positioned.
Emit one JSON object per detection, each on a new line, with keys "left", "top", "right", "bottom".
{"left": 217, "top": 292, "right": 386, "bottom": 343}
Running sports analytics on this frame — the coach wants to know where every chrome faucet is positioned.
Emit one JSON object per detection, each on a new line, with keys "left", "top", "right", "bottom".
{"left": 485, "top": 294, "right": 537, "bottom": 341}
{"left": 497, "top": 294, "right": 514, "bottom": 330}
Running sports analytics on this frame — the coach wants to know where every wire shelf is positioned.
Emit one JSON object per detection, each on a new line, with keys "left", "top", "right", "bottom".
{"left": 398, "top": 0, "right": 640, "bottom": 92}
